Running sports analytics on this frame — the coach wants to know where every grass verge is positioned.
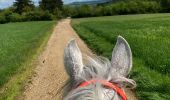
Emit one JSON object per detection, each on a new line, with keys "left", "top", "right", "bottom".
{"left": 0, "top": 21, "right": 56, "bottom": 100}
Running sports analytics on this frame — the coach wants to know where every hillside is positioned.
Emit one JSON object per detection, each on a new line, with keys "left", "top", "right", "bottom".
{"left": 69, "top": 0, "right": 112, "bottom": 5}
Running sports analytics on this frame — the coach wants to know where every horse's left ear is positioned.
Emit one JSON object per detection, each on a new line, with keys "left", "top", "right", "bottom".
{"left": 111, "top": 36, "right": 132, "bottom": 77}
{"left": 64, "top": 39, "right": 84, "bottom": 81}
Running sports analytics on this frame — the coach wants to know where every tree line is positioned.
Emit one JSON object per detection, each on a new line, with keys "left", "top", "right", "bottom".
{"left": 0, "top": 0, "right": 63, "bottom": 24}
{"left": 65, "top": 0, "right": 170, "bottom": 18}
{"left": 1, "top": 0, "right": 170, "bottom": 24}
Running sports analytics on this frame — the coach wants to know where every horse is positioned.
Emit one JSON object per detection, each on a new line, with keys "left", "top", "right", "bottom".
{"left": 63, "top": 36, "right": 136, "bottom": 100}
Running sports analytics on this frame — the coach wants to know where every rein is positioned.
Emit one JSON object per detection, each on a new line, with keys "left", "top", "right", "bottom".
{"left": 78, "top": 79, "right": 127, "bottom": 100}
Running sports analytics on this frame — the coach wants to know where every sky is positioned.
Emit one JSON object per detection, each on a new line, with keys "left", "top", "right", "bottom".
{"left": 0, "top": 0, "right": 95, "bottom": 9}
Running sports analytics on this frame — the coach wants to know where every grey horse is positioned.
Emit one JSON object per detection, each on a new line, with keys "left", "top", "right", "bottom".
{"left": 63, "top": 36, "right": 136, "bottom": 100}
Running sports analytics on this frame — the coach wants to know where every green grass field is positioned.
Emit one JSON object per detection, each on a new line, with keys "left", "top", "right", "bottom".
{"left": 72, "top": 14, "right": 170, "bottom": 100}
{"left": 0, "top": 21, "right": 54, "bottom": 99}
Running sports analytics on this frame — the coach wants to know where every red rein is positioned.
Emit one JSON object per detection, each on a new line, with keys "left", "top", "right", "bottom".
{"left": 78, "top": 79, "right": 127, "bottom": 100}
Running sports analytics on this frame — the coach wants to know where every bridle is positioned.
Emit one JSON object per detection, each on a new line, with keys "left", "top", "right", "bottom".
{"left": 78, "top": 79, "right": 127, "bottom": 100}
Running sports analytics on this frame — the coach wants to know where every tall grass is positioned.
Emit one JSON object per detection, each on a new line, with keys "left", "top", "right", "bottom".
{"left": 72, "top": 13, "right": 170, "bottom": 100}
{"left": 0, "top": 21, "right": 54, "bottom": 99}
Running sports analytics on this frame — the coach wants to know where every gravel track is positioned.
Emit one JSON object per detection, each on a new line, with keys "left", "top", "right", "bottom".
{"left": 23, "top": 19, "right": 137, "bottom": 100}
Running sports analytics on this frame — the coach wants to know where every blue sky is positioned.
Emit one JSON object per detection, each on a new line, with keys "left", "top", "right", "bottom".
{"left": 0, "top": 0, "right": 94, "bottom": 9}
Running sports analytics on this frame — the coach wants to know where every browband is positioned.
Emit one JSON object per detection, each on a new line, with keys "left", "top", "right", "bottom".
{"left": 78, "top": 79, "right": 127, "bottom": 100}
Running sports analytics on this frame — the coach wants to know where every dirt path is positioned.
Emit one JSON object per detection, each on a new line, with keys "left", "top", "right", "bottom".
{"left": 23, "top": 19, "right": 137, "bottom": 100}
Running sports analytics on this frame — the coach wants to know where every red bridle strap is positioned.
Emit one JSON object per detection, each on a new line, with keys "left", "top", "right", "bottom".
{"left": 78, "top": 79, "right": 127, "bottom": 100}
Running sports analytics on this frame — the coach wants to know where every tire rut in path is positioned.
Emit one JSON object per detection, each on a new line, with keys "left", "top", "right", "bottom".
{"left": 23, "top": 19, "right": 137, "bottom": 100}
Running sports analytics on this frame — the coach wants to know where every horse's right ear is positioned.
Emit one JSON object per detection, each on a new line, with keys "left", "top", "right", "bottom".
{"left": 64, "top": 39, "right": 84, "bottom": 81}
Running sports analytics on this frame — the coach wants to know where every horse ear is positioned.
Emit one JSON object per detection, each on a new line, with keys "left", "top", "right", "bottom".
{"left": 111, "top": 36, "right": 132, "bottom": 77}
{"left": 64, "top": 39, "right": 84, "bottom": 81}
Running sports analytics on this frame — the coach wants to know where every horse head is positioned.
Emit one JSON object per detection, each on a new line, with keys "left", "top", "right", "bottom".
{"left": 63, "top": 36, "right": 136, "bottom": 100}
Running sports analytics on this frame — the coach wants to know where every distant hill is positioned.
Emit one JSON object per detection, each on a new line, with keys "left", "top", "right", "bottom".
{"left": 68, "top": 0, "right": 112, "bottom": 6}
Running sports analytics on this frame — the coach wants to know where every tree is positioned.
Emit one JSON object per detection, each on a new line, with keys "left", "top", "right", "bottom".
{"left": 13, "top": 0, "right": 34, "bottom": 14}
{"left": 161, "top": 0, "right": 170, "bottom": 12}
{"left": 39, "top": 0, "right": 63, "bottom": 13}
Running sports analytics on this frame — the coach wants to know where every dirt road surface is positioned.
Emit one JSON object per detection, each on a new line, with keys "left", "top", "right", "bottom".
{"left": 23, "top": 19, "right": 137, "bottom": 100}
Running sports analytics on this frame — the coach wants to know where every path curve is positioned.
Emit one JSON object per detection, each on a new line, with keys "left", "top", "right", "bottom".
{"left": 23, "top": 19, "right": 137, "bottom": 100}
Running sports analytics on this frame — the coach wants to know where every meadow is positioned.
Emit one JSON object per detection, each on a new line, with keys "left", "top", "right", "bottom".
{"left": 72, "top": 14, "right": 170, "bottom": 100}
{"left": 0, "top": 21, "right": 54, "bottom": 99}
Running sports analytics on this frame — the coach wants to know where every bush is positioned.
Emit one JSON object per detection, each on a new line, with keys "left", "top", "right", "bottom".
{"left": 102, "top": 5, "right": 112, "bottom": 16}
{"left": 8, "top": 13, "right": 23, "bottom": 22}
{"left": 41, "top": 11, "right": 54, "bottom": 20}
{"left": 0, "top": 10, "right": 54, "bottom": 24}
{"left": 1, "top": 9, "right": 13, "bottom": 22}
{"left": 53, "top": 8, "right": 63, "bottom": 19}
{"left": 24, "top": 10, "right": 53, "bottom": 21}
{"left": 160, "top": 0, "right": 170, "bottom": 12}
{"left": 94, "top": 6, "right": 103, "bottom": 16}
{"left": 63, "top": 6, "right": 78, "bottom": 17}
{"left": 0, "top": 9, "right": 24, "bottom": 23}
{"left": 0, "top": 15, "right": 7, "bottom": 24}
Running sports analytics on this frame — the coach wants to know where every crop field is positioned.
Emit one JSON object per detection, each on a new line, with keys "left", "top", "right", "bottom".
{"left": 0, "top": 21, "right": 54, "bottom": 98}
{"left": 72, "top": 14, "right": 170, "bottom": 100}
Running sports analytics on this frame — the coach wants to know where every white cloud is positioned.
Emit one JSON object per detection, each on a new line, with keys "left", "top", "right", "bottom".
{"left": 0, "top": 0, "right": 15, "bottom": 9}
{"left": 0, "top": 0, "right": 15, "bottom": 4}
